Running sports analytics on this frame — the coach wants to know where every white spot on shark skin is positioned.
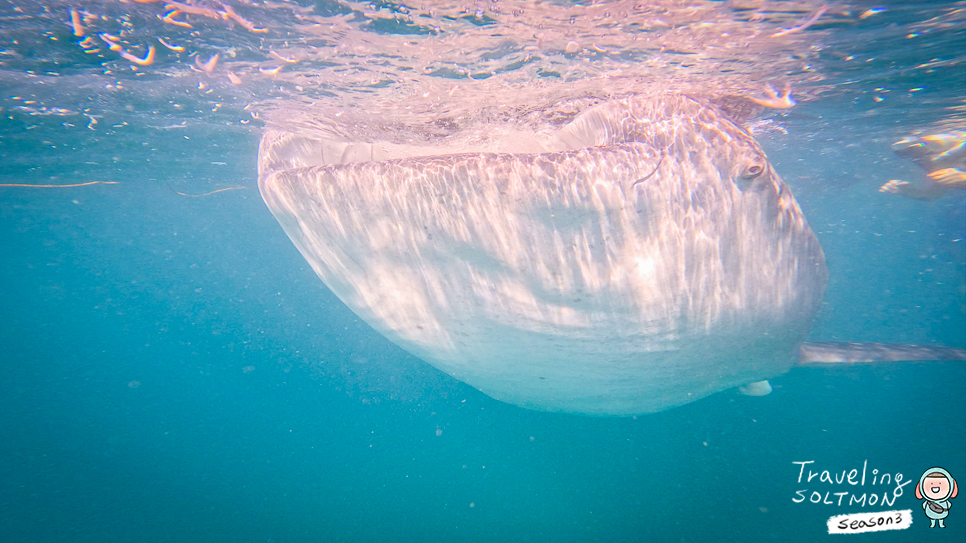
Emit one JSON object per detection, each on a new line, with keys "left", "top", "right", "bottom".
{"left": 739, "top": 380, "right": 773, "bottom": 397}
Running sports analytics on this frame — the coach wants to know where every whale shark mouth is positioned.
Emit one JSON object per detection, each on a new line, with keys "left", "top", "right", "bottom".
{"left": 257, "top": 93, "right": 828, "bottom": 416}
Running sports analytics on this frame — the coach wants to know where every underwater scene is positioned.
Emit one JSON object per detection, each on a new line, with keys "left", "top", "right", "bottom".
{"left": 1, "top": 1, "right": 964, "bottom": 541}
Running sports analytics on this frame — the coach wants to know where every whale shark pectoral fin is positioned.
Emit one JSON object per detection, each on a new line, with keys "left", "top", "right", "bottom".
{"left": 797, "top": 342, "right": 966, "bottom": 365}
{"left": 738, "top": 380, "right": 773, "bottom": 396}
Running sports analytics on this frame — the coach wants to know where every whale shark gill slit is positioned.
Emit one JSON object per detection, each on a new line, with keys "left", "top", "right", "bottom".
{"left": 630, "top": 153, "right": 664, "bottom": 189}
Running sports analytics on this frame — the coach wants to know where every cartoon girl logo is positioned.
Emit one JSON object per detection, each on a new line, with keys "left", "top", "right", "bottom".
{"left": 916, "top": 467, "right": 958, "bottom": 528}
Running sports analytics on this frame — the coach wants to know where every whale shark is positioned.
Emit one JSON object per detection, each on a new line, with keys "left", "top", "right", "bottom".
{"left": 257, "top": 93, "right": 965, "bottom": 416}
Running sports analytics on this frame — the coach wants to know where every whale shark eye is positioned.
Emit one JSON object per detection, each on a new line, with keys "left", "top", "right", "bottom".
{"left": 734, "top": 159, "right": 767, "bottom": 191}
{"left": 742, "top": 162, "right": 765, "bottom": 179}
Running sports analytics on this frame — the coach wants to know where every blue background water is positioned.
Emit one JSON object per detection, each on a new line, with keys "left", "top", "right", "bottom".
{"left": 2, "top": 5, "right": 966, "bottom": 541}
{"left": 2, "top": 91, "right": 963, "bottom": 543}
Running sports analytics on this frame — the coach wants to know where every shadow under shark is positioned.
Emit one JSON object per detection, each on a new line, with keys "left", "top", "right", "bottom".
{"left": 257, "top": 94, "right": 965, "bottom": 416}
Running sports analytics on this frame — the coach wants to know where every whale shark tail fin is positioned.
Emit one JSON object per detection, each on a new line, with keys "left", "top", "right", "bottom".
{"left": 797, "top": 342, "right": 966, "bottom": 365}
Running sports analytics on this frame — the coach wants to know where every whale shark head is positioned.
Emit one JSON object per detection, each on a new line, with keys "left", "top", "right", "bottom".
{"left": 257, "top": 93, "right": 828, "bottom": 415}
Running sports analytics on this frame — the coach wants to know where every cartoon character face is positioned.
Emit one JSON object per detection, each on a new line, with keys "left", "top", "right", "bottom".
{"left": 924, "top": 475, "right": 951, "bottom": 500}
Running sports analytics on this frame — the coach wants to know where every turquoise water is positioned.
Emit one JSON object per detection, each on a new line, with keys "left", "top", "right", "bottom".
{"left": 2, "top": 1, "right": 964, "bottom": 541}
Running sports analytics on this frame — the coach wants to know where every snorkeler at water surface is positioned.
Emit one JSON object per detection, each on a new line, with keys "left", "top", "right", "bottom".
{"left": 880, "top": 130, "right": 966, "bottom": 200}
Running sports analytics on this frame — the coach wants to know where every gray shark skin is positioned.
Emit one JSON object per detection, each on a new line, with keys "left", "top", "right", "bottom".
{"left": 258, "top": 94, "right": 964, "bottom": 416}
